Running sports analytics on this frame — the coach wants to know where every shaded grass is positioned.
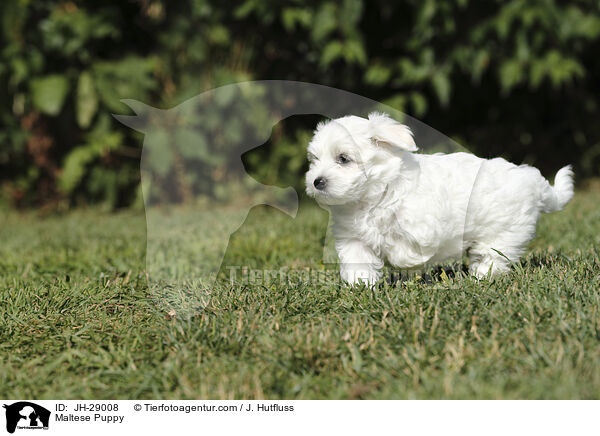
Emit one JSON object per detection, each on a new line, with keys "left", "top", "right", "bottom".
{"left": 0, "top": 189, "right": 599, "bottom": 399}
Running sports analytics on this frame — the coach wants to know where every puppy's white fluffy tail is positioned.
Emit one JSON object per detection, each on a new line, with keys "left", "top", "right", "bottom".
{"left": 542, "top": 165, "right": 574, "bottom": 213}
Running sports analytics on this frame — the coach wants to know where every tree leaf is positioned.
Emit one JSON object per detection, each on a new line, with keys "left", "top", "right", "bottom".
{"left": 312, "top": 3, "right": 337, "bottom": 42}
{"left": 345, "top": 38, "right": 367, "bottom": 65}
{"left": 432, "top": 72, "right": 451, "bottom": 106}
{"left": 321, "top": 40, "right": 344, "bottom": 66}
{"left": 365, "top": 64, "right": 392, "bottom": 85}
{"left": 499, "top": 59, "right": 524, "bottom": 93}
{"left": 410, "top": 92, "right": 427, "bottom": 117}
{"left": 76, "top": 71, "right": 98, "bottom": 128}
{"left": 30, "top": 74, "right": 70, "bottom": 115}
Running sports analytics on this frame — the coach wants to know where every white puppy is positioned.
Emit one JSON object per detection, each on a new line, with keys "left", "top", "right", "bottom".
{"left": 305, "top": 112, "right": 574, "bottom": 285}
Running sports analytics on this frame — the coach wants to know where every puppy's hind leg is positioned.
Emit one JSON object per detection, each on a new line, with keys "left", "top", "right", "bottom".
{"left": 337, "top": 239, "right": 384, "bottom": 286}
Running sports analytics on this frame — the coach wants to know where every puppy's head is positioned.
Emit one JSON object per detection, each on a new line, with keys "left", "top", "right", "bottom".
{"left": 305, "top": 112, "right": 417, "bottom": 205}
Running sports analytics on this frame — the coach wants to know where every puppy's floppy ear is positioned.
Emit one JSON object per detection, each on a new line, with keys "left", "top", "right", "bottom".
{"left": 368, "top": 112, "right": 417, "bottom": 152}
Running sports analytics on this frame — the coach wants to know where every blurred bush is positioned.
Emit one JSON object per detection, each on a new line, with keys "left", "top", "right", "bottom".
{"left": 1, "top": 0, "right": 600, "bottom": 209}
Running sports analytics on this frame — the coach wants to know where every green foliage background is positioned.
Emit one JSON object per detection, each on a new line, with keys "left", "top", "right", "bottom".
{"left": 2, "top": 0, "right": 600, "bottom": 209}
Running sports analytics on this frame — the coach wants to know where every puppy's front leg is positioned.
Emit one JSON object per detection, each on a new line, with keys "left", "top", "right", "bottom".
{"left": 336, "top": 239, "right": 383, "bottom": 286}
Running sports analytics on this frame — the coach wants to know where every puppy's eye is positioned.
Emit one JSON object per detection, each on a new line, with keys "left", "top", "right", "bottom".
{"left": 336, "top": 153, "right": 351, "bottom": 165}
{"left": 307, "top": 152, "right": 318, "bottom": 163}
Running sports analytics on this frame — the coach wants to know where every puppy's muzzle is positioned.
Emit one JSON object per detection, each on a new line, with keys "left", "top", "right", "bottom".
{"left": 313, "top": 177, "right": 326, "bottom": 190}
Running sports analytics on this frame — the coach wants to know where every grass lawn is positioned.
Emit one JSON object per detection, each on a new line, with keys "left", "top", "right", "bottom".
{"left": 1, "top": 188, "right": 599, "bottom": 399}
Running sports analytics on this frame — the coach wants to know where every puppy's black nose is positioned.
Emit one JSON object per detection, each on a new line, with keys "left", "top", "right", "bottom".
{"left": 314, "top": 177, "right": 326, "bottom": 190}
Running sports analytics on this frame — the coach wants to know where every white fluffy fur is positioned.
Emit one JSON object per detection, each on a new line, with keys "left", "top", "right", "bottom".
{"left": 305, "top": 112, "right": 574, "bottom": 285}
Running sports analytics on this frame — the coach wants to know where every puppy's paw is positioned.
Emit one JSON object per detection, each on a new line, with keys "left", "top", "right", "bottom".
{"left": 340, "top": 265, "right": 382, "bottom": 287}
{"left": 469, "top": 260, "right": 509, "bottom": 280}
